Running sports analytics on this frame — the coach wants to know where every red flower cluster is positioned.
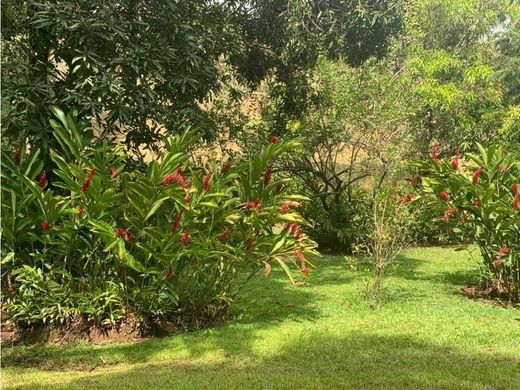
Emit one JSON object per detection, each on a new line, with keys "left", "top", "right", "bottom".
{"left": 221, "top": 161, "right": 235, "bottom": 175}
{"left": 78, "top": 207, "right": 85, "bottom": 219}
{"left": 300, "top": 266, "right": 310, "bottom": 279}
{"left": 280, "top": 201, "right": 303, "bottom": 214}
{"left": 115, "top": 227, "right": 132, "bottom": 242}
{"left": 81, "top": 168, "right": 96, "bottom": 192}
{"left": 495, "top": 247, "right": 510, "bottom": 267}
{"left": 218, "top": 227, "right": 236, "bottom": 243}
{"left": 13, "top": 145, "right": 20, "bottom": 167}
{"left": 284, "top": 223, "right": 302, "bottom": 240}
{"left": 38, "top": 170, "right": 47, "bottom": 188}
{"left": 270, "top": 135, "right": 279, "bottom": 144}
{"left": 181, "top": 228, "right": 190, "bottom": 247}
{"left": 443, "top": 208, "right": 457, "bottom": 224}
{"left": 162, "top": 168, "right": 189, "bottom": 188}
{"left": 42, "top": 220, "right": 50, "bottom": 232}
{"left": 450, "top": 149, "right": 460, "bottom": 170}
{"left": 243, "top": 198, "right": 261, "bottom": 211}
{"left": 473, "top": 198, "right": 480, "bottom": 207}
{"left": 472, "top": 167, "right": 482, "bottom": 185}
{"left": 203, "top": 171, "right": 212, "bottom": 191}
{"left": 171, "top": 209, "right": 184, "bottom": 233}
{"left": 264, "top": 165, "right": 272, "bottom": 186}
{"left": 163, "top": 265, "right": 174, "bottom": 282}
{"left": 400, "top": 193, "right": 414, "bottom": 205}
{"left": 431, "top": 143, "right": 440, "bottom": 161}
{"left": 513, "top": 183, "right": 519, "bottom": 210}
{"left": 184, "top": 193, "right": 191, "bottom": 203}
{"left": 439, "top": 191, "right": 449, "bottom": 202}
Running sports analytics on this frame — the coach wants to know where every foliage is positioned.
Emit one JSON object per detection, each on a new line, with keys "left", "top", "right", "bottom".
{"left": 414, "top": 143, "right": 520, "bottom": 301}
{"left": 1, "top": 108, "right": 317, "bottom": 330}
{"left": 1, "top": 0, "right": 241, "bottom": 159}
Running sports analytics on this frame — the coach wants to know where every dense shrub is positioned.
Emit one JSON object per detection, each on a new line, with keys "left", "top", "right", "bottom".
{"left": 1, "top": 108, "right": 317, "bottom": 331}
{"left": 414, "top": 144, "right": 520, "bottom": 301}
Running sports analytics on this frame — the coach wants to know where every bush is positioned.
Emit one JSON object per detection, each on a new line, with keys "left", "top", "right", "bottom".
{"left": 414, "top": 143, "right": 520, "bottom": 301}
{"left": 1, "top": 108, "right": 318, "bottom": 331}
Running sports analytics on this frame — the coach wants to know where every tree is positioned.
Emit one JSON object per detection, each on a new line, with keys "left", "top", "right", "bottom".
{"left": 1, "top": 0, "right": 240, "bottom": 160}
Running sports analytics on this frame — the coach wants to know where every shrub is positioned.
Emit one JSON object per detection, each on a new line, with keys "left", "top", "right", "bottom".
{"left": 1, "top": 108, "right": 318, "bottom": 331}
{"left": 414, "top": 143, "right": 520, "bottom": 302}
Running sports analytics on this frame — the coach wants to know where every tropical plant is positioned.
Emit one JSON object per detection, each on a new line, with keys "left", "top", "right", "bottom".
{"left": 414, "top": 143, "right": 520, "bottom": 301}
{"left": 1, "top": 108, "right": 318, "bottom": 332}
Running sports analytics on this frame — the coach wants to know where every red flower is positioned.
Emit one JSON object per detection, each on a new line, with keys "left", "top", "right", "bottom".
{"left": 38, "top": 170, "right": 47, "bottom": 188}
{"left": 13, "top": 145, "right": 21, "bottom": 167}
{"left": 203, "top": 171, "right": 212, "bottom": 191}
{"left": 81, "top": 168, "right": 95, "bottom": 192}
{"left": 300, "top": 266, "right": 310, "bottom": 279}
{"left": 245, "top": 237, "right": 256, "bottom": 251}
{"left": 294, "top": 251, "right": 305, "bottom": 265}
{"left": 78, "top": 207, "right": 84, "bottom": 219}
{"left": 218, "top": 227, "right": 236, "bottom": 243}
{"left": 115, "top": 227, "right": 132, "bottom": 242}
{"left": 513, "top": 183, "right": 518, "bottom": 196}
{"left": 163, "top": 265, "right": 174, "bottom": 282}
{"left": 263, "top": 165, "right": 272, "bottom": 186}
{"left": 184, "top": 193, "right": 191, "bottom": 203}
{"left": 243, "top": 198, "right": 261, "bottom": 211}
{"left": 514, "top": 194, "right": 519, "bottom": 210}
{"left": 494, "top": 258, "right": 503, "bottom": 267}
{"left": 458, "top": 216, "right": 465, "bottom": 224}
{"left": 162, "top": 168, "right": 186, "bottom": 187}
{"left": 450, "top": 149, "right": 460, "bottom": 170}
{"left": 473, "top": 198, "right": 480, "bottom": 207}
{"left": 171, "top": 209, "right": 184, "bottom": 233}
{"left": 109, "top": 166, "right": 118, "bottom": 179}
{"left": 280, "top": 201, "right": 302, "bottom": 214}
{"left": 7, "top": 286, "right": 14, "bottom": 293}
{"left": 430, "top": 143, "right": 440, "bottom": 161}
{"left": 181, "top": 228, "right": 190, "bottom": 247}
{"left": 472, "top": 167, "right": 482, "bottom": 185}
{"left": 499, "top": 247, "right": 510, "bottom": 255}
{"left": 439, "top": 191, "right": 449, "bottom": 202}
{"left": 270, "top": 135, "right": 279, "bottom": 144}
{"left": 401, "top": 193, "right": 414, "bottom": 205}
{"left": 443, "top": 208, "right": 457, "bottom": 224}
{"left": 221, "top": 161, "right": 235, "bottom": 175}
{"left": 42, "top": 220, "right": 50, "bottom": 232}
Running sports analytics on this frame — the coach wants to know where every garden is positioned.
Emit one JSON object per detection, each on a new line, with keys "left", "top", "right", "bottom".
{"left": 1, "top": 1, "right": 519, "bottom": 389}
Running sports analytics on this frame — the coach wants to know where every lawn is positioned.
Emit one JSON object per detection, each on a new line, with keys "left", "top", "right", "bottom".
{"left": 2, "top": 246, "right": 520, "bottom": 389}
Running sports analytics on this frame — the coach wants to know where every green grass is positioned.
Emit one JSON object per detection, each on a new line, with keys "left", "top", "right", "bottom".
{"left": 3, "top": 246, "right": 520, "bottom": 389}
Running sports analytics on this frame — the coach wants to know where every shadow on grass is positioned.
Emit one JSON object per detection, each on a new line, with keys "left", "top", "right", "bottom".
{"left": 19, "top": 332, "right": 520, "bottom": 389}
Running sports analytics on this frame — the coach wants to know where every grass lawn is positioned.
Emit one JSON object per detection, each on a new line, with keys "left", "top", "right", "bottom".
{"left": 2, "top": 246, "right": 520, "bottom": 389}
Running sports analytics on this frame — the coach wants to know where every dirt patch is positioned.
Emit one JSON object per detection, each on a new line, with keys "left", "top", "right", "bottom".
{"left": 460, "top": 286, "right": 519, "bottom": 309}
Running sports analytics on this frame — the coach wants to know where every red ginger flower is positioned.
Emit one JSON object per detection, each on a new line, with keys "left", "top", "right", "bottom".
{"left": 218, "top": 227, "right": 236, "bottom": 243}
{"left": 162, "top": 168, "right": 186, "bottom": 187}
{"left": 38, "top": 170, "right": 47, "bottom": 188}
{"left": 14, "top": 145, "right": 21, "bottom": 167}
{"left": 443, "top": 208, "right": 457, "bottom": 224}
{"left": 243, "top": 198, "right": 261, "bottom": 211}
{"left": 115, "top": 227, "right": 132, "bottom": 242}
{"left": 513, "top": 183, "right": 518, "bottom": 196}
{"left": 264, "top": 165, "right": 272, "bottom": 186}
{"left": 42, "top": 220, "right": 50, "bottom": 232}
{"left": 494, "top": 258, "right": 504, "bottom": 267}
{"left": 171, "top": 209, "right": 184, "bottom": 233}
{"left": 431, "top": 143, "right": 440, "bottom": 161}
{"left": 450, "top": 149, "right": 460, "bottom": 170}
{"left": 401, "top": 193, "right": 414, "bottom": 205}
{"left": 473, "top": 198, "right": 480, "bottom": 207}
{"left": 78, "top": 207, "right": 84, "bottom": 219}
{"left": 472, "top": 167, "right": 482, "bottom": 185}
{"left": 280, "top": 201, "right": 303, "bottom": 214}
{"left": 184, "top": 193, "right": 191, "bottom": 203}
{"left": 439, "top": 191, "right": 449, "bottom": 202}
{"left": 203, "top": 171, "right": 212, "bottom": 191}
{"left": 499, "top": 247, "right": 510, "bottom": 255}
{"left": 294, "top": 251, "right": 305, "bottom": 265}
{"left": 514, "top": 194, "right": 519, "bottom": 210}
{"left": 81, "top": 168, "right": 95, "bottom": 192}
{"left": 221, "top": 161, "right": 235, "bottom": 175}
{"left": 270, "top": 135, "right": 279, "bottom": 144}
{"left": 300, "top": 266, "right": 310, "bottom": 279}
{"left": 163, "top": 265, "right": 174, "bottom": 282}
{"left": 181, "top": 228, "right": 190, "bottom": 247}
